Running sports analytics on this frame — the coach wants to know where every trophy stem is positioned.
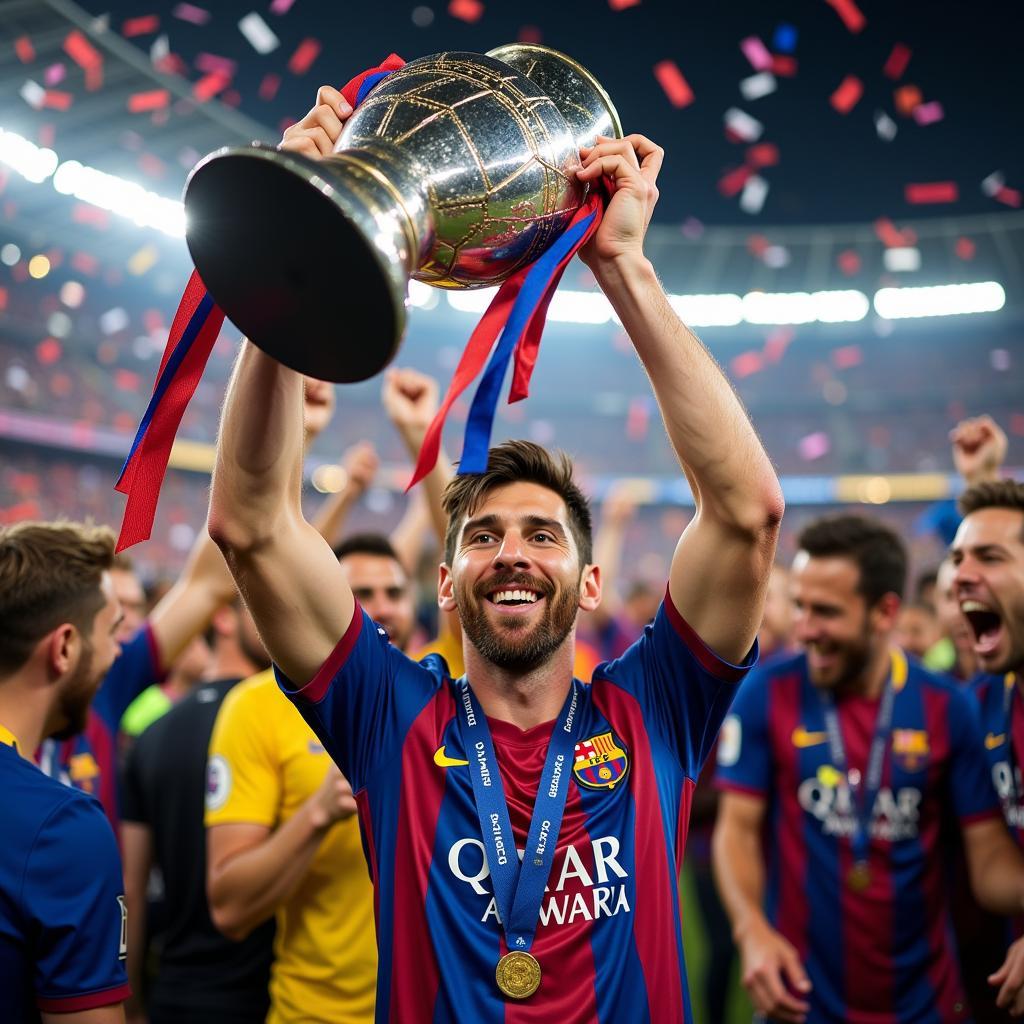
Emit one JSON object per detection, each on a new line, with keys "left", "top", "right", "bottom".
{"left": 184, "top": 143, "right": 431, "bottom": 384}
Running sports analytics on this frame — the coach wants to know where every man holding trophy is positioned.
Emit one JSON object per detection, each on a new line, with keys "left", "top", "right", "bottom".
{"left": 203, "top": 48, "right": 783, "bottom": 1023}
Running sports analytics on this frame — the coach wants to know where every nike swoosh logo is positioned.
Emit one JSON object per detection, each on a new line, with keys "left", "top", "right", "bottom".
{"left": 434, "top": 746, "right": 469, "bottom": 768}
{"left": 792, "top": 727, "right": 829, "bottom": 748}
{"left": 986, "top": 733, "right": 1006, "bottom": 750}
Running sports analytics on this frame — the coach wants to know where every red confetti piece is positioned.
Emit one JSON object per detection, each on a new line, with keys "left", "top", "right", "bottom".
{"left": 995, "top": 186, "right": 1022, "bottom": 208}
{"left": 905, "top": 181, "right": 958, "bottom": 204}
{"left": 42, "top": 90, "right": 73, "bottom": 110}
{"left": 652, "top": 60, "right": 694, "bottom": 109}
{"left": 258, "top": 73, "right": 280, "bottom": 101}
{"left": 832, "top": 345, "right": 862, "bottom": 370}
{"left": 154, "top": 53, "right": 189, "bottom": 77}
{"left": 825, "top": 0, "right": 865, "bottom": 33}
{"left": 837, "top": 249, "right": 861, "bottom": 275}
{"left": 746, "top": 142, "right": 779, "bottom": 168}
{"left": 771, "top": 55, "right": 798, "bottom": 77}
{"left": 873, "top": 217, "right": 916, "bottom": 248}
{"left": 38, "top": 124, "right": 55, "bottom": 147}
{"left": 608, "top": 0, "right": 641, "bottom": 8}
{"left": 955, "top": 237, "right": 975, "bottom": 260}
{"left": 518, "top": 25, "right": 543, "bottom": 43}
{"left": 72, "top": 251, "right": 99, "bottom": 274}
{"left": 287, "top": 38, "right": 321, "bottom": 74}
{"left": 36, "top": 338, "right": 62, "bottom": 366}
{"left": 195, "top": 52, "right": 236, "bottom": 76}
{"left": 719, "top": 165, "right": 753, "bottom": 197}
{"left": 731, "top": 351, "right": 764, "bottom": 378}
{"left": 137, "top": 153, "right": 166, "bottom": 178}
{"left": 894, "top": 84, "right": 922, "bottom": 117}
{"left": 172, "top": 3, "right": 210, "bottom": 25}
{"left": 0, "top": 287, "right": 7, "bottom": 310}
{"left": 143, "top": 309, "right": 164, "bottom": 332}
{"left": 63, "top": 30, "right": 102, "bottom": 70}
{"left": 44, "top": 63, "right": 66, "bottom": 86}
{"left": 448, "top": 0, "right": 484, "bottom": 21}
{"left": 192, "top": 70, "right": 230, "bottom": 102}
{"left": 883, "top": 43, "right": 911, "bottom": 80}
{"left": 123, "top": 15, "right": 160, "bottom": 37}
{"left": 830, "top": 75, "right": 863, "bottom": 114}
{"left": 221, "top": 89, "right": 242, "bottom": 108}
{"left": 763, "top": 327, "right": 794, "bottom": 364}
{"left": 128, "top": 89, "right": 170, "bottom": 113}
{"left": 73, "top": 203, "right": 110, "bottom": 228}
{"left": 912, "top": 101, "right": 943, "bottom": 126}
{"left": 746, "top": 234, "right": 770, "bottom": 257}
{"left": 625, "top": 397, "right": 650, "bottom": 441}
{"left": 270, "top": 0, "right": 296, "bottom": 11}
{"left": 740, "top": 36, "right": 773, "bottom": 72}
{"left": 1010, "top": 413, "right": 1024, "bottom": 437}
{"left": 115, "top": 369, "right": 142, "bottom": 391}
{"left": 15, "top": 36, "right": 35, "bottom": 63}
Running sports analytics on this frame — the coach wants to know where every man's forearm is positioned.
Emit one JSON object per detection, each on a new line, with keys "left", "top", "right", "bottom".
{"left": 712, "top": 817, "right": 769, "bottom": 940}
{"left": 972, "top": 843, "right": 1024, "bottom": 916}
{"left": 597, "top": 257, "right": 781, "bottom": 530}
{"left": 209, "top": 342, "right": 306, "bottom": 551}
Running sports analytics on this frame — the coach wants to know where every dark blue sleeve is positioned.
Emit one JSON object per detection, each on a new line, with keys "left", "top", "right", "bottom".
{"left": 27, "top": 795, "right": 130, "bottom": 1013}
{"left": 276, "top": 606, "right": 443, "bottom": 793}
{"left": 714, "top": 666, "right": 773, "bottom": 796}
{"left": 91, "top": 624, "right": 162, "bottom": 736}
{"left": 948, "top": 684, "right": 1003, "bottom": 823}
{"left": 594, "top": 590, "right": 757, "bottom": 780}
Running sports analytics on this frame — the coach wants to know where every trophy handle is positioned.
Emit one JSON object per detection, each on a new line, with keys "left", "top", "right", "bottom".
{"left": 486, "top": 44, "right": 623, "bottom": 148}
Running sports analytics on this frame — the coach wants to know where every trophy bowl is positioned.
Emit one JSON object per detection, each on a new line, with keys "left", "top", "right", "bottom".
{"left": 183, "top": 46, "right": 621, "bottom": 384}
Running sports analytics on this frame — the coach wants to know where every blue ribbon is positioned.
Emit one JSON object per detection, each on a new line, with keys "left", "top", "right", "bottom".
{"left": 115, "top": 290, "right": 217, "bottom": 487}
{"left": 456, "top": 677, "right": 581, "bottom": 953}
{"left": 355, "top": 70, "right": 393, "bottom": 106}
{"left": 458, "top": 208, "right": 599, "bottom": 475}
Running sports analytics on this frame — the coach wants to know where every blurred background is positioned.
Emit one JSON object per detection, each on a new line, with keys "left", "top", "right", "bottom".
{"left": 0, "top": 2, "right": 1021, "bottom": 1015}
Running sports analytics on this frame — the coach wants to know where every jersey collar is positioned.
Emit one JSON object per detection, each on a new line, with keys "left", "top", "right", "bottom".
{"left": 0, "top": 722, "right": 21, "bottom": 753}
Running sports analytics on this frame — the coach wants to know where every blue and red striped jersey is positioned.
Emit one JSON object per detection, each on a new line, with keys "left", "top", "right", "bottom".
{"left": 279, "top": 594, "right": 754, "bottom": 1023}
{"left": 716, "top": 651, "right": 1000, "bottom": 1024}
{"left": 0, "top": 737, "right": 130, "bottom": 1021}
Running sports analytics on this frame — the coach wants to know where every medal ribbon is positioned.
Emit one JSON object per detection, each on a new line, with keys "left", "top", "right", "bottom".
{"left": 1003, "top": 673, "right": 1020, "bottom": 803}
{"left": 113, "top": 54, "right": 406, "bottom": 552}
{"left": 818, "top": 648, "right": 906, "bottom": 869}
{"left": 456, "top": 677, "right": 581, "bottom": 952}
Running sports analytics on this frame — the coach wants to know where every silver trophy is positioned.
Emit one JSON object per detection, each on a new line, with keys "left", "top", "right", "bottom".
{"left": 183, "top": 45, "right": 621, "bottom": 383}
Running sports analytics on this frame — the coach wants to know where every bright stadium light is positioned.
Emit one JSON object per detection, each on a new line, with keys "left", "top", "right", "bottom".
{"left": 668, "top": 293, "right": 743, "bottom": 327}
{"left": 742, "top": 290, "right": 869, "bottom": 325}
{"left": 0, "top": 128, "right": 58, "bottom": 183}
{"left": 873, "top": 281, "right": 1006, "bottom": 319}
{"left": 547, "top": 290, "right": 613, "bottom": 324}
{"left": 447, "top": 288, "right": 498, "bottom": 314}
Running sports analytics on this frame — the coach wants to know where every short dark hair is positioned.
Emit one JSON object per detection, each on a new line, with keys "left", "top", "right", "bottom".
{"left": 333, "top": 532, "right": 401, "bottom": 564}
{"left": 959, "top": 480, "right": 1024, "bottom": 541}
{"left": 442, "top": 440, "right": 592, "bottom": 567}
{"left": 0, "top": 520, "right": 115, "bottom": 676}
{"left": 796, "top": 514, "right": 907, "bottom": 606}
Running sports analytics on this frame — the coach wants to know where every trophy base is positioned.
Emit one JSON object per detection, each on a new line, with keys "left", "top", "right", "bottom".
{"left": 184, "top": 145, "right": 405, "bottom": 384}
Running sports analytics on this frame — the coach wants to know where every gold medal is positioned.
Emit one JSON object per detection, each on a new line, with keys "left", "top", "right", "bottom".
{"left": 495, "top": 950, "right": 541, "bottom": 1000}
{"left": 847, "top": 862, "right": 871, "bottom": 891}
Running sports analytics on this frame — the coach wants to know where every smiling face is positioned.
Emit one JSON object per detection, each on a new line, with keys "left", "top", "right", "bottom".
{"left": 441, "top": 481, "right": 599, "bottom": 674}
{"left": 951, "top": 507, "right": 1024, "bottom": 675}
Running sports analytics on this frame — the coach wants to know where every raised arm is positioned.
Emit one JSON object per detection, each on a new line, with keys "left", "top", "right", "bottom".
{"left": 579, "top": 136, "right": 784, "bottom": 663}
{"left": 208, "top": 88, "right": 357, "bottom": 685}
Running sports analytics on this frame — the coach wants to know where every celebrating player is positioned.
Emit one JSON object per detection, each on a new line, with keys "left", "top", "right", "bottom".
{"left": 207, "top": 85, "right": 783, "bottom": 1021}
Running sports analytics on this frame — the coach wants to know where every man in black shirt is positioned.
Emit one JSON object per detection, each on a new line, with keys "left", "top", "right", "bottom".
{"left": 121, "top": 599, "right": 273, "bottom": 1024}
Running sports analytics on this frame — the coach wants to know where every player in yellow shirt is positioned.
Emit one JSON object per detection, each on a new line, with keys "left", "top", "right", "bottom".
{"left": 206, "top": 533, "right": 417, "bottom": 1023}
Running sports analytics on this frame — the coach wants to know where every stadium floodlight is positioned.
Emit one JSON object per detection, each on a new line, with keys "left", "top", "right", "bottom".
{"left": 446, "top": 288, "right": 499, "bottom": 314}
{"left": 406, "top": 279, "right": 438, "bottom": 309}
{"left": 668, "top": 293, "right": 744, "bottom": 327}
{"left": 547, "top": 290, "right": 613, "bottom": 324}
{"left": 741, "top": 290, "right": 869, "bottom": 325}
{"left": 0, "top": 128, "right": 58, "bottom": 183}
{"left": 873, "top": 281, "right": 1006, "bottom": 319}
{"left": 811, "top": 290, "right": 871, "bottom": 323}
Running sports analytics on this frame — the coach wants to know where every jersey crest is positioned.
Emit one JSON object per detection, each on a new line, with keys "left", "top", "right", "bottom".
{"left": 573, "top": 731, "right": 629, "bottom": 790}
{"left": 892, "top": 728, "right": 929, "bottom": 771}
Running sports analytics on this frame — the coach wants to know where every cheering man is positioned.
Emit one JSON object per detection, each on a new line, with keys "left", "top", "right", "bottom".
{"left": 208, "top": 85, "right": 784, "bottom": 1021}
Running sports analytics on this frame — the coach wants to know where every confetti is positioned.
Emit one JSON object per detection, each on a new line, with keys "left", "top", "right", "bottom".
{"left": 981, "top": 170, "right": 1004, "bottom": 197}
{"left": 746, "top": 142, "right": 779, "bottom": 168}
{"left": 825, "top": 0, "right": 865, "bottom": 33}
{"left": 15, "top": 36, "right": 35, "bottom": 63}
{"left": 763, "top": 327, "right": 794, "bottom": 363}
{"left": 127, "top": 89, "right": 170, "bottom": 113}
{"left": 128, "top": 245, "right": 158, "bottom": 275}
{"left": 832, "top": 345, "right": 862, "bottom": 369}
{"left": 518, "top": 25, "right": 543, "bottom": 43}
{"left": 1011, "top": 414, "right": 1024, "bottom": 437}
{"left": 990, "top": 349, "right": 1011, "bottom": 372}
{"left": 43, "top": 90, "right": 73, "bottom": 111}
{"left": 830, "top": 75, "right": 862, "bottom": 114}
{"left": 20, "top": 80, "right": 45, "bottom": 110}
{"left": 883, "top": 246, "right": 921, "bottom": 272}
{"left": 270, "top": 0, "right": 296, "bottom": 11}
{"left": 123, "top": 15, "right": 159, "bottom": 37}
{"left": 195, "top": 52, "right": 237, "bottom": 76}
{"left": 44, "top": 63, "right": 66, "bottom": 86}
{"left": 912, "top": 101, "right": 944, "bottom": 126}
{"left": 100, "top": 307, "right": 129, "bottom": 334}
{"left": 718, "top": 165, "right": 753, "bottom": 197}
{"left": 288, "top": 38, "right": 321, "bottom": 74}
{"left": 680, "top": 216, "right": 704, "bottom": 239}
{"left": 955, "top": 237, "right": 975, "bottom": 260}
{"left": 38, "top": 124, "right": 55, "bottom": 147}
{"left": 894, "top": 85, "right": 922, "bottom": 117}
{"left": 625, "top": 396, "right": 650, "bottom": 441}
{"left": 739, "top": 174, "right": 769, "bottom": 214}
{"left": 151, "top": 34, "right": 170, "bottom": 63}
{"left": 731, "top": 351, "right": 764, "bottom": 378}
{"left": 883, "top": 43, "right": 911, "bottom": 80}
{"left": 762, "top": 245, "right": 789, "bottom": 268}
{"left": 905, "top": 181, "right": 958, "bottom": 204}
{"left": 874, "top": 110, "right": 897, "bottom": 141}
{"left": 773, "top": 24, "right": 798, "bottom": 53}
{"left": 258, "top": 72, "right": 280, "bottom": 101}
{"left": 837, "top": 249, "right": 861, "bottom": 275}
{"left": 771, "top": 55, "right": 798, "bottom": 77}
{"left": 724, "top": 107, "right": 763, "bottom": 142}
{"left": 36, "top": 339, "right": 62, "bottom": 365}
{"left": 799, "top": 432, "right": 830, "bottom": 461}
{"left": 740, "top": 72, "right": 777, "bottom": 101}
{"left": 740, "top": 36, "right": 773, "bottom": 72}
{"left": 995, "top": 186, "right": 1022, "bottom": 208}
{"left": 172, "top": 3, "right": 210, "bottom": 25}
{"left": 873, "top": 217, "right": 916, "bottom": 247}
{"left": 449, "top": 0, "right": 485, "bottom": 22}
{"left": 193, "top": 71, "right": 230, "bottom": 102}
{"left": 652, "top": 60, "right": 694, "bottom": 108}
{"left": 608, "top": 0, "right": 641, "bottom": 8}
{"left": 73, "top": 204, "right": 110, "bottom": 228}
{"left": 137, "top": 153, "right": 166, "bottom": 178}
{"left": 63, "top": 30, "right": 103, "bottom": 91}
